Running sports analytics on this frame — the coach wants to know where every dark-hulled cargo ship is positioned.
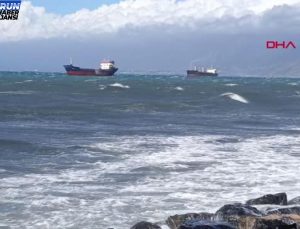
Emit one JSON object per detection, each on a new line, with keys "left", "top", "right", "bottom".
{"left": 64, "top": 60, "right": 118, "bottom": 76}
{"left": 187, "top": 67, "right": 218, "bottom": 77}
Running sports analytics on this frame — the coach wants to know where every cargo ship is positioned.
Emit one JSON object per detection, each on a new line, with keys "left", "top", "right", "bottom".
{"left": 187, "top": 67, "right": 218, "bottom": 77}
{"left": 64, "top": 60, "right": 118, "bottom": 76}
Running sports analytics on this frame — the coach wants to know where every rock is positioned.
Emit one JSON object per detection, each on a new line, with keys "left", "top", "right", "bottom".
{"left": 253, "top": 215, "right": 299, "bottom": 229}
{"left": 289, "top": 197, "right": 300, "bottom": 205}
{"left": 246, "top": 193, "right": 287, "bottom": 205}
{"left": 214, "top": 203, "right": 262, "bottom": 228}
{"left": 130, "top": 221, "right": 161, "bottom": 229}
{"left": 215, "top": 203, "right": 262, "bottom": 220}
{"left": 178, "top": 220, "right": 235, "bottom": 229}
{"left": 166, "top": 213, "right": 214, "bottom": 229}
{"left": 221, "top": 214, "right": 300, "bottom": 229}
{"left": 266, "top": 206, "right": 300, "bottom": 215}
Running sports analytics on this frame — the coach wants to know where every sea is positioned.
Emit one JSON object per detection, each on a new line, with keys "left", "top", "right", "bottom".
{"left": 0, "top": 71, "right": 300, "bottom": 229}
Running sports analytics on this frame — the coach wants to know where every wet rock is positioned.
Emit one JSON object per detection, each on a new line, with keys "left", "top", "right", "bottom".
{"left": 246, "top": 193, "right": 287, "bottom": 205}
{"left": 266, "top": 206, "right": 300, "bottom": 215}
{"left": 130, "top": 221, "right": 161, "bottom": 229}
{"left": 214, "top": 203, "right": 262, "bottom": 227}
{"left": 288, "top": 197, "right": 300, "bottom": 205}
{"left": 215, "top": 203, "right": 262, "bottom": 220}
{"left": 166, "top": 213, "right": 214, "bottom": 229}
{"left": 253, "top": 215, "right": 299, "bottom": 229}
{"left": 219, "top": 214, "right": 300, "bottom": 229}
{"left": 178, "top": 220, "right": 235, "bottom": 229}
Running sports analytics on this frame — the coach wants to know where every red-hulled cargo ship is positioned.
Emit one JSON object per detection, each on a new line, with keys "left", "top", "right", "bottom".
{"left": 64, "top": 60, "right": 118, "bottom": 76}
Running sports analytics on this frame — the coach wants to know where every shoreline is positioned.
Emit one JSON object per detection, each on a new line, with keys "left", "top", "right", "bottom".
{"left": 131, "top": 193, "right": 300, "bottom": 229}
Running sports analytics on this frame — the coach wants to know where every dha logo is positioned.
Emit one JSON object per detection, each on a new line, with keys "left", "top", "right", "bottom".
{"left": 0, "top": 0, "right": 21, "bottom": 20}
{"left": 266, "top": 41, "right": 296, "bottom": 49}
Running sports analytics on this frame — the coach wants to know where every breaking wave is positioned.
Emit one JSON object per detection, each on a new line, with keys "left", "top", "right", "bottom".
{"left": 221, "top": 92, "right": 249, "bottom": 104}
{"left": 108, "top": 83, "right": 130, "bottom": 89}
{"left": 174, "top": 86, "right": 184, "bottom": 91}
{"left": 225, "top": 83, "right": 238, "bottom": 87}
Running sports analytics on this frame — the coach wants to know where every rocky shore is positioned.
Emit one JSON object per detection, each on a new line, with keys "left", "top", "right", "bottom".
{"left": 130, "top": 193, "right": 300, "bottom": 229}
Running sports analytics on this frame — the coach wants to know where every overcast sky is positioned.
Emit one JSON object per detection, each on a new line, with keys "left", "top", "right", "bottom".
{"left": 1, "top": 0, "right": 300, "bottom": 75}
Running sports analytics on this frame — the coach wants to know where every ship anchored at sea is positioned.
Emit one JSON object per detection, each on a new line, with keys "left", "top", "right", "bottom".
{"left": 187, "top": 66, "right": 218, "bottom": 77}
{"left": 64, "top": 59, "right": 118, "bottom": 76}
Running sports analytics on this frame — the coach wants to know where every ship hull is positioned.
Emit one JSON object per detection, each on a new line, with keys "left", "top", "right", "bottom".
{"left": 187, "top": 70, "right": 218, "bottom": 77}
{"left": 64, "top": 65, "right": 118, "bottom": 77}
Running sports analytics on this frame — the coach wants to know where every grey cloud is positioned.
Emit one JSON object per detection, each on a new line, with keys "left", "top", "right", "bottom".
{"left": 1, "top": 3, "right": 300, "bottom": 76}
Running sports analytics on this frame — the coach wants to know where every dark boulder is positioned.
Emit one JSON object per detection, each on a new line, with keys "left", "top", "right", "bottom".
{"left": 255, "top": 219, "right": 297, "bottom": 228}
{"left": 166, "top": 213, "right": 214, "bottom": 229}
{"left": 288, "top": 197, "right": 300, "bottom": 205}
{"left": 220, "top": 214, "right": 300, "bottom": 229}
{"left": 178, "top": 220, "right": 235, "bottom": 229}
{"left": 215, "top": 203, "right": 262, "bottom": 220}
{"left": 130, "top": 221, "right": 161, "bottom": 229}
{"left": 266, "top": 206, "right": 300, "bottom": 215}
{"left": 253, "top": 215, "right": 299, "bottom": 229}
{"left": 214, "top": 203, "right": 262, "bottom": 227}
{"left": 246, "top": 193, "right": 287, "bottom": 205}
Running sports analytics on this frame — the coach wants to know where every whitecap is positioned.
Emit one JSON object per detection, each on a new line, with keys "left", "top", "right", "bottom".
{"left": 0, "top": 91, "right": 34, "bottom": 95}
{"left": 98, "top": 84, "right": 106, "bottom": 90}
{"left": 221, "top": 92, "right": 249, "bottom": 104}
{"left": 108, "top": 83, "right": 130, "bottom": 89}
{"left": 15, "top": 80, "right": 33, "bottom": 84}
{"left": 225, "top": 83, "right": 238, "bottom": 87}
{"left": 288, "top": 83, "right": 298, "bottom": 86}
{"left": 174, "top": 86, "right": 184, "bottom": 91}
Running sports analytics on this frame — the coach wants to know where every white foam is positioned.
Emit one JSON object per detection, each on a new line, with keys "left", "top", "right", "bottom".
{"left": 15, "top": 80, "right": 33, "bottom": 84}
{"left": 1, "top": 135, "right": 300, "bottom": 228}
{"left": 221, "top": 92, "right": 249, "bottom": 103}
{"left": 288, "top": 82, "right": 298, "bottom": 86}
{"left": 108, "top": 83, "right": 130, "bottom": 89}
{"left": 0, "top": 91, "right": 34, "bottom": 95}
{"left": 99, "top": 85, "right": 106, "bottom": 90}
{"left": 174, "top": 86, "right": 184, "bottom": 91}
{"left": 225, "top": 83, "right": 238, "bottom": 87}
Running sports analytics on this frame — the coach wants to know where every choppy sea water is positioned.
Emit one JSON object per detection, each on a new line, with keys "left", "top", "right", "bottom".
{"left": 0, "top": 72, "right": 300, "bottom": 228}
